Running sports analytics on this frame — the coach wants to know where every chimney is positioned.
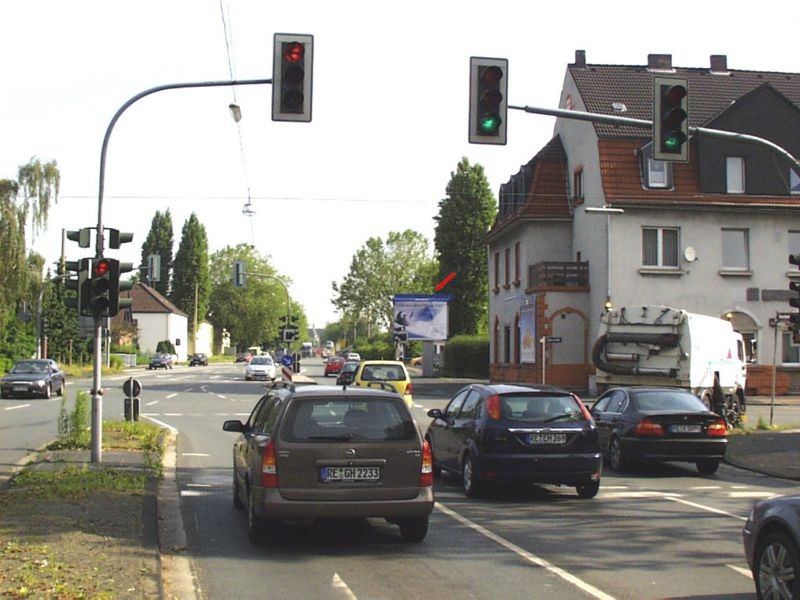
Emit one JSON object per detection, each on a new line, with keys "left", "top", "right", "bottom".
{"left": 710, "top": 54, "right": 728, "bottom": 73}
{"left": 647, "top": 54, "right": 673, "bottom": 70}
{"left": 574, "top": 50, "right": 586, "bottom": 68}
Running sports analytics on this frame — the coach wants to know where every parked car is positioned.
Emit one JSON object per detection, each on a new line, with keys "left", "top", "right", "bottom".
{"left": 336, "top": 361, "right": 360, "bottom": 385}
{"left": 351, "top": 360, "right": 413, "bottom": 406}
{"left": 426, "top": 383, "right": 601, "bottom": 498}
{"left": 346, "top": 352, "right": 361, "bottom": 362}
{"left": 148, "top": 353, "right": 174, "bottom": 370}
{"left": 188, "top": 353, "right": 209, "bottom": 366}
{"left": 590, "top": 387, "right": 728, "bottom": 474}
{"left": 0, "top": 359, "right": 66, "bottom": 399}
{"left": 245, "top": 355, "right": 276, "bottom": 381}
{"left": 222, "top": 384, "right": 434, "bottom": 543}
{"left": 323, "top": 356, "right": 346, "bottom": 376}
{"left": 743, "top": 493, "right": 800, "bottom": 599}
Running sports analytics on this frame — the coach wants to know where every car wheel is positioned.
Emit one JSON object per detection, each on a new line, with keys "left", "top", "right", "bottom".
{"left": 247, "top": 487, "right": 263, "bottom": 543}
{"left": 398, "top": 517, "right": 428, "bottom": 542}
{"left": 576, "top": 480, "right": 600, "bottom": 499}
{"left": 755, "top": 531, "right": 800, "bottom": 600}
{"left": 56, "top": 381, "right": 65, "bottom": 396}
{"left": 462, "top": 454, "right": 483, "bottom": 498}
{"left": 42, "top": 384, "right": 51, "bottom": 400}
{"left": 696, "top": 459, "right": 720, "bottom": 475}
{"left": 232, "top": 471, "right": 244, "bottom": 510}
{"left": 608, "top": 437, "right": 629, "bottom": 472}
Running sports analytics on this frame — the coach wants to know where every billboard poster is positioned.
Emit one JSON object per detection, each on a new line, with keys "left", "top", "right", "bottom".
{"left": 520, "top": 301, "right": 537, "bottom": 364}
{"left": 392, "top": 294, "right": 452, "bottom": 341}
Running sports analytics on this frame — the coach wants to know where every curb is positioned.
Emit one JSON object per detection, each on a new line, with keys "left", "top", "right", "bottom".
{"left": 150, "top": 419, "right": 202, "bottom": 600}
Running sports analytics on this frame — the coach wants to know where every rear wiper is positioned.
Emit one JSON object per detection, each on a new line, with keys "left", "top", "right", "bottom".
{"left": 305, "top": 434, "right": 356, "bottom": 441}
{"left": 540, "top": 413, "right": 579, "bottom": 424}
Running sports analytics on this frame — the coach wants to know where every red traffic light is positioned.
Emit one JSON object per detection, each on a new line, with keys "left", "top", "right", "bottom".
{"left": 283, "top": 42, "right": 304, "bottom": 63}
{"left": 94, "top": 259, "right": 110, "bottom": 277}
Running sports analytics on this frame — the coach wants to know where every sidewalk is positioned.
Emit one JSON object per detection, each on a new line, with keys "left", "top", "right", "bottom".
{"left": 725, "top": 429, "right": 800, "bottom": 481}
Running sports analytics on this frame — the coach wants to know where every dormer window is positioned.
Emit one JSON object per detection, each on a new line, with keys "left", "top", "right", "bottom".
{"left": 791, "top": 169, "right": 800, "bottom": 195}
{"left": 726, "top": 157, "right": 745, "bottom": 194}
{"left": 648, "top": 159, "right": 669, "bottom": 188}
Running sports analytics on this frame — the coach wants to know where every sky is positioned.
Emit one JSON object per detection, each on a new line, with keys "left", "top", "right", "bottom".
{"left": 2, "top": 1, "right": 798, "bottom": 327}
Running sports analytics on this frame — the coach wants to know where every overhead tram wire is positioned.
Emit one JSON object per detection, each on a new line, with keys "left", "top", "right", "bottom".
{"left": 219, "top": 0, "right": 256, "bottom": 247}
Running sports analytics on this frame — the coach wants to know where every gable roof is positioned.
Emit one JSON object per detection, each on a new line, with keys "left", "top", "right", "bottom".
{"left": 568, "top": 54, "right": 800, "bottom": 139}
{"left": 488, "top": 136, "right": 569, "bottom": 242}
{"left": 124, "top": 282, "right": 189, "bottom": 317}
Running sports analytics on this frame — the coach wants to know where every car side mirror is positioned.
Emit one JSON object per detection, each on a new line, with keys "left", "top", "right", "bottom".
{"left": 222, "top": 420, "right": 246, "bottom": 433}
{"left": 427, "top": 408, "right": 444, "bottom": 419}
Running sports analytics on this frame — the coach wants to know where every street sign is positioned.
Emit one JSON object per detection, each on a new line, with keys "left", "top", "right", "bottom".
{"left": 122, "top": 377, "right": 142, "bottom": 398}
{"left": 280, "top": 354, "right": 294, "bottom": 367}
{"left": 546, "top": 336, "right": 562, "bottom": 343}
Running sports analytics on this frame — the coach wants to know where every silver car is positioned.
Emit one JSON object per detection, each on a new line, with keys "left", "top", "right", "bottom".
{"left": 743, "top": 493, "right": 800, "bottom": 599}
{"left": 245, "top": 355, "right": 276, "bottom": 381}
{"left": 222, "top": 384, "right": 434, "bottom": 543}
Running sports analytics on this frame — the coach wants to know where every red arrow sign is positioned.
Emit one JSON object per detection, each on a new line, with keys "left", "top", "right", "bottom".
{"left": 435, "top": 272, "right": 456, "bottom": 291}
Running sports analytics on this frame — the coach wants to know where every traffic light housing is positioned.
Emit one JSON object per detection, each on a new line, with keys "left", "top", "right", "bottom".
{"left": 272, "top": 33, "right": 313, "bottom": 122}
{"left": 653, "top": 77, "right": 689, "bottom": 162}
{"left": 64, "top": 258, "right": 90, "bottom": 313}
{"left": 89, "top": 258, "right": 112, "bottom": 317}
{"left": 108, "top": 259, "right": 134, "bottom": 316}
{"left": 107, "top": 228, "right": 133, "bottom": 249}
{"left": 789, "top": 255, "right": 800, "bottom": 342}
{"left": 66, "top": 228, "right": 91, "bottom": 248}
{"left": 469, "top": 57, "right": 508, "bottom": 145}
{"left": 233, "top": 261, "right": 246, "bottom": 287}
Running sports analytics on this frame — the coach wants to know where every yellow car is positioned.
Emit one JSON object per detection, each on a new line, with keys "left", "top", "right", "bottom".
{"left": 352, "top": 360, "right": 414, "bottom": 406}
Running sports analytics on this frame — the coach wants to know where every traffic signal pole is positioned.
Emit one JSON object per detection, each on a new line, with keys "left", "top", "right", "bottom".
{"left": 91, "top": 78, "right": 271, "bottom": 463}
{"left": 508, "top": 104, "right": 800, "bottom": 172}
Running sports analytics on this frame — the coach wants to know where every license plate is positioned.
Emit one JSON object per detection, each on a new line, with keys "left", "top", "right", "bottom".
{"left": 320, "top": 466, "right": 381, "bottom": 482}
{"left": 12, "top": 386, "right": 27, "bottom": 392}
{"left": 527, "top": 433, "right": 566, "bottom": 445}
{"left": 671, "top": 424, "right": 702, "bottom": 433}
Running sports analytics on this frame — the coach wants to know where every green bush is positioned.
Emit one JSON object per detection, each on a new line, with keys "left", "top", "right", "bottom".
{"left": 442, "top": 335, "right": 489, "bottom": 378}
{"left": 53, "top": 390, "right": 91, "bottom": 449}
{"left": 156, "top": 340, "right": 176, "bottom": 354}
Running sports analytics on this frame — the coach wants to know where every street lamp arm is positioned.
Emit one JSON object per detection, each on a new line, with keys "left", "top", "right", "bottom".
{"left": 96, "top": 77, "right": 272, "bottom": 255}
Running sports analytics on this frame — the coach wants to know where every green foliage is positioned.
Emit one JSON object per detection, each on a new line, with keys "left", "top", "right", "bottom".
{"left": 442, "top": 335, "right": 490, "bottom": 378}
{"left": 54, "top": 391, "right": 90, "bottom": 449}
{"left": 156, "top": 340, "right": 176, "bottom": 354}
{"left": 434, "top": 158, "right": 497, "bottom": 336}
{"left": 170, "top": 212, "right": 211, "bottom": 330}
{"left": 140, "top": 209, "right": 174, "bottom": 297}
{"left": 352, "top": 333, "right": 395, "bottom": 360}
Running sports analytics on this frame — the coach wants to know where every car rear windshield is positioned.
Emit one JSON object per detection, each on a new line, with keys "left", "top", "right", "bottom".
{"left": 503, "top": 393, "right": 587, "bottom": 423}
{"left": 282, "top": 397, "right": 416, "bottom": 442}
{"left": 250, "top": 356, "right": 273, "bottom": 365}
{"left": 360, "top": 364, "right": 406, "bottom": 381}
{"left": 634, "top": 390, "right": 708, "bottom": 412}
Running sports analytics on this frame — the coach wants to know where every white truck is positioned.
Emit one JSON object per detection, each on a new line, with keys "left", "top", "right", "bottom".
{"left": 592, "top": 305, "right": 747, "bottom": 427}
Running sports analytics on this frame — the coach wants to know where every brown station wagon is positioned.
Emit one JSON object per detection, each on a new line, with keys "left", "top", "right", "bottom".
{"left": 223, "top": 383, "right": 434, "bottom": 543}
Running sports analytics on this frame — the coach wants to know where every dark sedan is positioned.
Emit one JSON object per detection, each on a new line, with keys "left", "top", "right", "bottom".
{"left": 336, "top": 360, "right": 360, "bottom": 385}
{"left": 0, "top": 359, "right": 66, "bottom": 399}
{"left": 743, "top": 493, "right": 800, "bottom": 599}
{"left": 590, "top": 387, "right": 727, "bottom": 474}
{"left": 188, "top": 353, "right": 209, "bottom": 366}
{"left": 148, "top": 353, "right": 174, "bottom": 370}
{"left": 426, "top": 384, "right": 602, "bottom": 498}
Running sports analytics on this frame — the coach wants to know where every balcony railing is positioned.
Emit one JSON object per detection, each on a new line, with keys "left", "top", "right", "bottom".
{"left": 528, "top": 261, "right": 589, "bottom": 289}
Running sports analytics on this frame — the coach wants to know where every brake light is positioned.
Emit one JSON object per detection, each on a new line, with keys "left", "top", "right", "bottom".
{"left": 485, "top": 394, "right": 501, "bottom": 420}
{"left": 260, "top": 439, "right": 278, "bottom": 488}
{"left": 405, "top": 382, "right": 413, "bottom": 396}
{"left": 420, "top": 440, "right": 433, "bottom": 487}
{"left": 707, "top": 419, "right": 727, "bottom": 437}
{"left": 634, "top": 418, "right": 664, "bottom": 437}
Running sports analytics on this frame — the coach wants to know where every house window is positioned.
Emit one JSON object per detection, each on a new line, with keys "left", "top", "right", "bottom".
{"left": 781, "top": 332, "right": 800, "bottom": 364}
{"left": 647, "top": 159, "right": 669, "bottom": 188}
{"left": 642, "top": 227, "right": 679, "bottom": 267}
{"left": 722, "top": 228, "right": 750, "bottom": 270}
{"left": 514, "top": 242, "right": 521, "bottom": 286}
{"left": 573, "top": 167, "right": 583, "bottom": 201}
{"left": 790, "top": 231, "right": 800, "bottom": 268}
{"left": 504, "top": 247, "right": 510, "bottom": 288}
{"left": 726, "top": 157, "right": 745, "bottom": 194}
{"left": 791, "top": 169, "right": 800, "bottom": 195}
{"left": 493, "top": 252, "right": 500, "bottom": 292}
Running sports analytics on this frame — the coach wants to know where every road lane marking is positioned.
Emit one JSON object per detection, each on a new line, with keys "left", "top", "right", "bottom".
{"left": 217, "top": 394, "right": 227, "bottom": 399}
{"left": 665, "top": 497, "right": 747, "bottom": 522}
{"left": 167, "top": 393, "right": 178, "bottom": 399}
{"left": 144, "top": 416, "right": 178, "bottom": 434}
{"left": 727, "top": 564, "right": 753, "bottom": 579}
{"left": 435, "top": 502, "right": 615, "bottom": 600}
{"left": 146, "top": 400, "right": 159, "bottom": 406}
{"left": 600, "top": 491, "right": 680, "bottom": 499}
{"left": 182, "top": 453, "right": 210, "bottom": 457}
{"left": 728, "top": 491, "right": 777, "bottom": 499}
{"left": 331, "top": 573, "right": 358, "bottom": 600}
{"left": 4, "top": 403, "right": 31, "bottom": 411}
{"left": 164, "top": 413, "right": 183, "bottom": 417}
{"left": 689, "top": 486, "right": 721, "bottom": 490}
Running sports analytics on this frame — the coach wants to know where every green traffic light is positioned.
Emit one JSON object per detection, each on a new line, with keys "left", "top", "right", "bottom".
{"left": 479, "top": 113, "right": 501, "bottom": 134}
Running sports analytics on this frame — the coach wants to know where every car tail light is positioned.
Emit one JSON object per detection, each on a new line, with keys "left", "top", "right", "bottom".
{"left": 707, "top": 419, "right": 727, "bottom": 437}
{"left": 405, "top": 382, "right": 413, "bottom": 396}
{"left": 420, "top": 440, "right": 433, "bottom": 487}
{"left": 634, "top": 418, "right": 664, "bottom": 437}
{"left": 261, "top": 439, "right": 279, "bottom": 488}
{"left": 485, "top": 394, "right": 501, "bottom": 420}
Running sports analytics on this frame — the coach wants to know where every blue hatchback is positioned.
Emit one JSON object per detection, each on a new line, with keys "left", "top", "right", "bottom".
{"left": 426, "top": 384, "right": 602, "bottom": 498}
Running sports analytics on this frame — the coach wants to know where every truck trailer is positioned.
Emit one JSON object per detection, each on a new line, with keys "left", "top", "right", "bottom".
{"left": 592, "top": 305, "right": 747, "bottom": 427}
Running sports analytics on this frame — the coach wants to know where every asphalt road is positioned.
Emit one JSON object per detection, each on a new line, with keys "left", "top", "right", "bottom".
{"left": 4, "top": 359, "right": 799, "bottom": 598}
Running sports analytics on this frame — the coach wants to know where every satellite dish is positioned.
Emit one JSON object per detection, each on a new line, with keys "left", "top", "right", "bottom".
{"left": 684, "top": 246, "right": 697, "bottom": 262}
